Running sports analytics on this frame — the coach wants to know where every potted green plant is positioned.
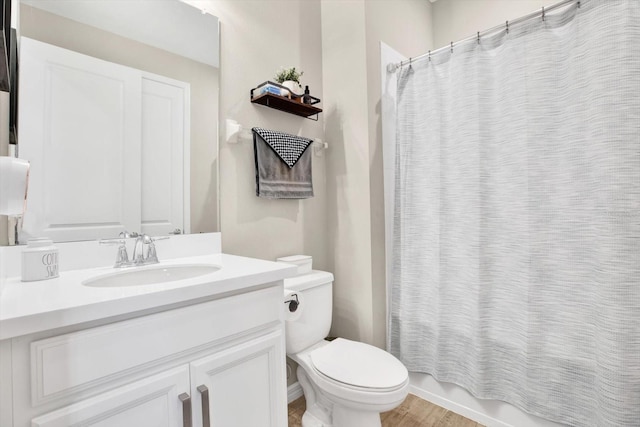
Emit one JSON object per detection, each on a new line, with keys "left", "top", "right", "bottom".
{"left": 275, "top": 66, "right": 304, "bottom": 95}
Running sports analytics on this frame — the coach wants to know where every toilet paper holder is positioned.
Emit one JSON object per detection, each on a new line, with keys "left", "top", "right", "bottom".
{"left": 284, "top": 293, "right": 299, "bottom": 313}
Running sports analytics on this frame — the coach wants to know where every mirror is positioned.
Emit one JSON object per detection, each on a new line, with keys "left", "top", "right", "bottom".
{"left": 10, "top": 0, "right": 219, "bottom": 245}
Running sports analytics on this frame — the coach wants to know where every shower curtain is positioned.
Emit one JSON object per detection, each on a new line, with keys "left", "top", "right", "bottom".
{"left": 389, "top": 1, "right": 639, "bottom": 426}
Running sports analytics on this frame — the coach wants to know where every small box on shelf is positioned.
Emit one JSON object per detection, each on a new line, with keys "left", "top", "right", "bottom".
{"left": 254, "top": 81, "right": 289, "bottom": 98}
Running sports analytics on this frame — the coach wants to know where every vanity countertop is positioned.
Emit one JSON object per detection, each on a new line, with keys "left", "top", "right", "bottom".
{"left": 0, "top": 253, "right": 297, "bottom": 340}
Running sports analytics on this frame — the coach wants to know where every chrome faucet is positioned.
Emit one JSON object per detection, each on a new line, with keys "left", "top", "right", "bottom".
{"left": 100, "top": 231, "right": 167, "bottom": 268}
{"left": 132, "top": 234, "right": 160, "bottom": 266}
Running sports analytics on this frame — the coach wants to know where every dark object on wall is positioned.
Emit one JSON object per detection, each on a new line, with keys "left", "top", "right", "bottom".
{"left": 0, "top": 0, "right": 10, "bottom": 92}
{"left": 303, "top": 85, "right": 311, "bottom": 104}
{"left": 9, "top": 27, "right": 17, "bottom": 144}
{"left": 1, "top": 0, "right": 17, "bottom": 144}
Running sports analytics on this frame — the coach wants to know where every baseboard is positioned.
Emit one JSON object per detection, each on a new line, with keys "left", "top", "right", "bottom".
{"left": 408, "top": 384, "right": 512, "bottom": 427}
{"left": 287, "top": 382, "right": 303, "bottom": 403}
{"left": 409, "top": 373, "right": 564, "bottom": 427}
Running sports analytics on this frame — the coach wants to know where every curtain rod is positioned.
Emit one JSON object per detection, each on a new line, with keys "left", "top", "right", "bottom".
{"left": 389, "top": 0, "right": 580, "bottom": 73}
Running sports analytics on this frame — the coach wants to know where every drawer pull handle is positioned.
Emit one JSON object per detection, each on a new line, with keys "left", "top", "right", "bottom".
{"left": 198, "top": 384, "right": 211, "bottom": 427}
{"left": 179, "top": 392, "right": 192, "bottom": 427}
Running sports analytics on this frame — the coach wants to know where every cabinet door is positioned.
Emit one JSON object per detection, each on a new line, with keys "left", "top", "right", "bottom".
{"left": 31, "top": 366, "right": 191, "bottom": 427}
{"left": 190, "top": 331, "right": 287, "bottom": 427}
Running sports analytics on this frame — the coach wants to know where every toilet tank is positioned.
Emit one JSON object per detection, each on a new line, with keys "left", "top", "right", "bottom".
{"left": 284, "top": 270, "right": 334, "bottom": 355}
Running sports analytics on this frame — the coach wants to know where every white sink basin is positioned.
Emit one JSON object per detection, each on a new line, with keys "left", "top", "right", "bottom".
{"left": 83, "top": 264, "right": 221, "bottom": 287}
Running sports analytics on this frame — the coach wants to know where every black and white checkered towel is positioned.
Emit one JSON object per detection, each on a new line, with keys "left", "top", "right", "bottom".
{"left": 252, "top": 127, "right": 313, "bottom": 168}
{"left": 252, "top": 127, "right": 314, "bottom": 199}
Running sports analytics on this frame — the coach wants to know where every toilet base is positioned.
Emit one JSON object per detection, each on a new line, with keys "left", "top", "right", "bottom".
{"left": 300, "top": 407, "right": 382, "bottom": 427}
{"left": 301, "top": 410, "right": 330, "bottom": 427}
{"left": 297, "top": 365, "right": 385, "bottom": 427}
{"left": 299, "top": 400, "right": 383, "bottom": 427}
{"left": 333, "top": 406, "right": 381, "bottom": 427}
{"left": 298, "top": 366, "right": 333, "bottom": 427}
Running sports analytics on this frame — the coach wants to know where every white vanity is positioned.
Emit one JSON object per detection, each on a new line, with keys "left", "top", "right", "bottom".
{"left": 0, "top": 3, "right": 287, "bottom": 426}
{"left": 0, "top": 233, "right": 296, "bottom": 427}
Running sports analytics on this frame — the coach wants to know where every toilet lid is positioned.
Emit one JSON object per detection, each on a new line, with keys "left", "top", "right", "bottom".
{"left": 309, "top": 338, "right": 408, "bottom": 389}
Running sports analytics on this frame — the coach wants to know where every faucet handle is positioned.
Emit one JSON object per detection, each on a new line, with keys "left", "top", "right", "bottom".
{"left": 144, "top": 235, "right": 169, "bottom": 264}
{"left": 99, "top": 238, "right": 126, "bottom": 245}
{"left": 118, "top": 230, "right": 139, "bottom": 239}
{"left": 99, "top": 239, "right": 130, "bottom": 268}
{"left": 114, "top": 245, "right": 130, "bottom": 267}
{"left": 146, "top": 242, "right": 159, "bottom": 264}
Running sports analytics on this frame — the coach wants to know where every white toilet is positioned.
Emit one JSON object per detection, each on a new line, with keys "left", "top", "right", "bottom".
{"left": 284, "top": 270, "right": 409, "bottom": 427}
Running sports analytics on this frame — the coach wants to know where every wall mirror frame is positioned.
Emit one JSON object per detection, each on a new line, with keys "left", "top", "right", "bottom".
{"left": 4, "top": 0, "right": 220, "bottom": 246}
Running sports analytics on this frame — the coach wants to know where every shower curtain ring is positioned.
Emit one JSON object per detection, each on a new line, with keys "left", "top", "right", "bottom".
{"left": 506, "top": 20, "right": 509, "bottom": 34}
{"left": 428, "top": 50, "right": 431, "bottom": 61}
{"left": 450, "top": 41, "right": 453, "bottom": 53}
{"left": 477, "top": 31, "right": 480, "bottom": 44}
{"left": 409, "top": 57, "right": 413, "bottom": 70}
{"left": 542, "top": 6, "right": 545, "bottom": 21}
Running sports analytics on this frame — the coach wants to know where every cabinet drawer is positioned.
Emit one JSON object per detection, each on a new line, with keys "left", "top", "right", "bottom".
{"left": 31, "top": 286, "right": 281, "bottom": 405}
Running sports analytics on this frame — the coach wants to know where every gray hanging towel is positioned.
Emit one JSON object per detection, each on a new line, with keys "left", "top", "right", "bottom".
{"left": 252, "top": 127, "right": 314, "bottom": 199}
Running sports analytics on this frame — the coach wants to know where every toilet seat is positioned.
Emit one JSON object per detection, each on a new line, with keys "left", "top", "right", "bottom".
{"left": 309, "top": 338, "right": 408, "bottom": 391}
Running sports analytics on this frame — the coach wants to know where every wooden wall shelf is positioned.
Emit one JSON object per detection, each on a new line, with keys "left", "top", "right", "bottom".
{"left": 250, "top": 82, "right": 322, "bottom": 120}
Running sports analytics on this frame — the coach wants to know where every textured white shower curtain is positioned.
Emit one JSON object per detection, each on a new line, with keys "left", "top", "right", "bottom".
{"left": 389, "top": 1, "right": 639, "bottom": 426}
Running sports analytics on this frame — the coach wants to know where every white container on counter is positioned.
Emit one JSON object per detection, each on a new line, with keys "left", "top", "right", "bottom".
{"left": 21, "top": 238, "right": 59, "bottom": 282}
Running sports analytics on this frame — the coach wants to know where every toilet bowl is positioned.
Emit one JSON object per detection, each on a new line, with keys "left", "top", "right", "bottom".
{"left": 284, "top": 270, "right": 409, "bottom": 427}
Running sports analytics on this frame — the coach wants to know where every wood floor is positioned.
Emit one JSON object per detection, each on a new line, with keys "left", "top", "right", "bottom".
{"left": 288, "top": 393, "right": 484, "bottom": 427}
